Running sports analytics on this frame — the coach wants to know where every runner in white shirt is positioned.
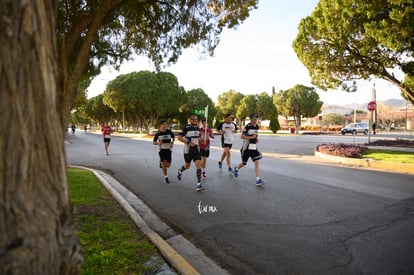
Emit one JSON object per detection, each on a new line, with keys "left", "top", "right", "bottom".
{"left": 217, "top": 113, "right": 238, "bottom": 173}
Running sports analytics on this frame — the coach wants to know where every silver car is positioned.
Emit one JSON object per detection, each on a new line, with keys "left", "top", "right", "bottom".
{"left": 341, "top": 123, "right": 369, "bottom": 135}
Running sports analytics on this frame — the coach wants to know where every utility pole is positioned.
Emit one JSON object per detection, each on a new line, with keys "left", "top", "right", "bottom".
{"left": 406, "top": 100, "right": 408, "bottom": 131}
{"left": 351, "top": 81, "right": 357, "bottom": 124}
{"left": 371, "top": 82, "right": 377, "bottom": 124}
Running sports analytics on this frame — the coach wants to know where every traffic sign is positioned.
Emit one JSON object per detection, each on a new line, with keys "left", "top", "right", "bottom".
{"left": 367, "top": 101, "right": 377, "bottom": 111}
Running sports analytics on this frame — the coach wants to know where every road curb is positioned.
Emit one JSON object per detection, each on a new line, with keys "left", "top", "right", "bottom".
{"left": 314, "top": 151, "right": 414, "bottom": 174}
{"left": 68, "top": 165, "right": 200, "bottom": 275}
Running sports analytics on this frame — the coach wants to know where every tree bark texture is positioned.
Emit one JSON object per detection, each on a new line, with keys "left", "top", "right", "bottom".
{"left": 0, "top": 1, "right": 83, "bottom": 274}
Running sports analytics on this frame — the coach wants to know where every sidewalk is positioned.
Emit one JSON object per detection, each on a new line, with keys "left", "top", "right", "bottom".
{"left": 69, "top": 165, "right": 229, "bottom": 275}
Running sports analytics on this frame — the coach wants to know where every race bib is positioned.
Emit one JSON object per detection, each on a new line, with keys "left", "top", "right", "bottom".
{"left": 104, "top": 134, "right": 111, "bottom": 139}
{"left": 224, "top": 138, "right": 232, "bottom": 144}
{"left": 248, "top": 143, "right": 257, "bottom": 150}
{"left": 190, "top": 137, "right": 199, "bottom": 145}
{"left": 161, "top": 143, "right": 171, "bottom": 149}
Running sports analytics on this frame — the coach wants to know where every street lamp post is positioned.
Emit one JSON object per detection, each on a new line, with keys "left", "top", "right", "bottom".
{"left": 350, "top": 81, "right": 357, "bottom": 124}
{"left": 318, "top": 115, "right": 322, "bottom": 133}
{"left": 354, "top": 101, "right": 357, "bottom": 124}
{"left": 406, "top": 100, "right": 408, "bottom": 132}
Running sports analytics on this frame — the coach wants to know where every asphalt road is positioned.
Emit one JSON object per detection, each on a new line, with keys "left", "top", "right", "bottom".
{"left": 66, "top": 130, "right": 414, "bottom": 274}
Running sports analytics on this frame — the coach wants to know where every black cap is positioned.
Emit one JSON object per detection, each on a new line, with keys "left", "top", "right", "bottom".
{"left": 250, "top": 113, "right": 259, "bottom": 119}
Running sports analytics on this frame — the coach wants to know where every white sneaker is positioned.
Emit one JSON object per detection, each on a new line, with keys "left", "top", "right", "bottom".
{"left": 196, "top": 183, "right": 205, "bottom": 191}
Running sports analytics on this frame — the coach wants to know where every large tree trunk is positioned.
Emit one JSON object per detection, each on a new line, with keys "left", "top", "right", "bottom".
{"left": 0, "top": 1, "right": 83, "bottom": 274}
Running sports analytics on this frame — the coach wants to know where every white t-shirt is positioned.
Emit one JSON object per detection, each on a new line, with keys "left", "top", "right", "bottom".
{"left": 219, "top": 122, "right": 237, "bottom": 144}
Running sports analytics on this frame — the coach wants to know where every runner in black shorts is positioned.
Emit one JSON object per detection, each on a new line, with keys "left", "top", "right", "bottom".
{"left": 177, "top": 114, "right": 205, "bottom": 191}
{"left": 233, "top": 113, "right": 264, "bottom": 186}
{"left": 153, "top": 120, "right": 175, "bottom": 184}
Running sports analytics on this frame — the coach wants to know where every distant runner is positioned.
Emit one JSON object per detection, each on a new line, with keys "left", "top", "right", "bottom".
{"left": 101, "top": 122, "right": 112, "bottom": 156}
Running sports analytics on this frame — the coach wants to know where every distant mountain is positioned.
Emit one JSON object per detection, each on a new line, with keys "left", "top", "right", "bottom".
{"left": 342, "top": 99, "right": 406, "bottom": 109}
{"left": 380, "top": 99, "right": 406, "bottom": 108}
{"left": 322, "top": 98, "right": 407, "bottom": 114}
{"left": 321, "top": 105, "right": 353, "bottom": 115}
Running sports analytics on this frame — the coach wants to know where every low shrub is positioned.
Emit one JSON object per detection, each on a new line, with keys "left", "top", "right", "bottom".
{"left": 366, "top": 139, "right": 414, "bottom": 148}
{"left": 316, "top": 143, "right": 369, "bottom": 158}
{"left": 302, "top": 131, "right": 336, "bottom": 135}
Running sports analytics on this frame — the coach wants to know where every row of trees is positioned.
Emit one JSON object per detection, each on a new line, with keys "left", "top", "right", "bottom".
{"left": 73, "top": 71, "right": 323, "bottom": 133}
{"left": 70, "top": 0, "right": 414, "bottom": 134}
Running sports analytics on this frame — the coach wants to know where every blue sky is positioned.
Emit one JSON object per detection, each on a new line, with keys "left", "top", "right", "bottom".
{"left": 87, "top": 0, "right": 403, "bottom": 106}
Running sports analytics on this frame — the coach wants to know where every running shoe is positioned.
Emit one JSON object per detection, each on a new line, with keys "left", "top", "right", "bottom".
{"left": 233, "top": 167, "right": 238, "bottom": 178}
{"left": 202, "top": 171, "right": 207, "bottom": 179}
{"left": 177, "top": 169, "right": 182, "bottom": 181}
{"left": 218, "top": 161, "right": 222, "bottom": 169}
{"left": 163, "top": 177, "right": 170, "bottom": 184}
{"left": 196, "top": 183, "right": 205, "bottom": 191}
{"left": 228, "top": 167, "right": 233, "bottom": 173}
{"left": 256, "top": 178, "right": 265, "bottom": 186}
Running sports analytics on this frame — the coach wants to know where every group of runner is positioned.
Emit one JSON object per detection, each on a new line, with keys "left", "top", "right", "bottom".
{"left": 100, "top": 113, "right": 264, "bottom": 192}
{"left": 153, "top": 112, "right": 265, "bottom": 192}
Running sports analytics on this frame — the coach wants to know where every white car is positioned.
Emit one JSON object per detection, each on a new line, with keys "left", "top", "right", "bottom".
{"left": 341, "top": 123, "right": 369, "bottom": 135}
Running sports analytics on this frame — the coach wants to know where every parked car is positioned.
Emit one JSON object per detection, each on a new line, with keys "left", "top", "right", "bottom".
{"left": 341, "top": 123, "right": 369, "bottom": 135}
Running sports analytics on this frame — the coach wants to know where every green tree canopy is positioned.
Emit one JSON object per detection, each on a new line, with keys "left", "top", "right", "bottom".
{"left": 236, "top": 94, "right": 257, "bottom": 121}
{"left": 83, "top": 94, "right": 116, "bottom": 125}
{"left": 180, "top": 88, "right": 216, "bottom": 126}
{"left": 269, "top": 117, "right": 281, "bottom": 133}
{"left": 322, "top": 113, "right": 346, "bottom": 127}
{"left": 256, "top": 92, "right": 278, "bottom": 120}
{"left": 216, "top": 89, "right": 245, "bottom": 119}
{"left": 274, "top": 84, "right": 322, "bottom": 132}
{"left": 293, "top": 0, "right": 414, "bottom": 104}
{"left": 103, "top": 71, "right": 186, "bottom": 129}
{"left": 58, "top": 0, "right": 258, "bottom": 124}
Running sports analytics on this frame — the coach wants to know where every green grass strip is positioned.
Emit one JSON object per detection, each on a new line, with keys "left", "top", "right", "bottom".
{"left": 363, "top": 149, "right": 414, "bottom": 164}
{"left": 67, "top": 168, "right": 165, "bottom": 274}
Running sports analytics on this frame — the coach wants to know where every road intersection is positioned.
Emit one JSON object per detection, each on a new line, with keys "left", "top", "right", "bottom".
{"left": 66, "top": 131, "right": 414, "bottom": 274}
